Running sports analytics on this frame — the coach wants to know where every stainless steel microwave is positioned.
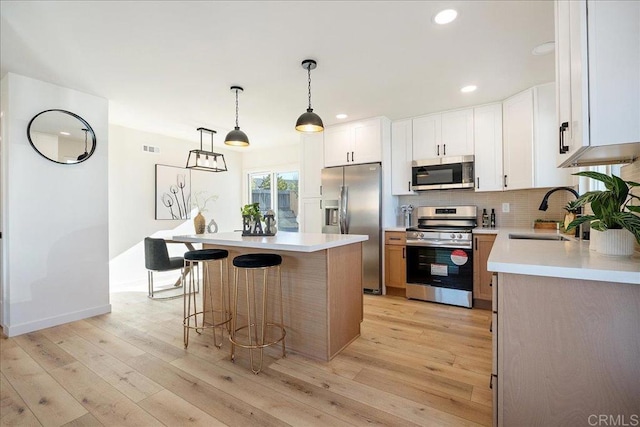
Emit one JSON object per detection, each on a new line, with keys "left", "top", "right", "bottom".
{"left": 411, "top": 155, "right": 474, "bottom": 191}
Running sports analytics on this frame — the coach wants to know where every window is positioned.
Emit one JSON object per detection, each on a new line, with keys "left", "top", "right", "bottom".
{"left": 579, "top": 164, "right": 622, "bottom": 193}
{"left": 248, "top": 170, "right": 299, "bottom": 232}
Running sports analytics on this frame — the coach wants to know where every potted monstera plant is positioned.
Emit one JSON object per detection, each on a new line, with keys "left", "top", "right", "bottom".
{"left": 566, "top": 171, "right": 640, "bottom": 256}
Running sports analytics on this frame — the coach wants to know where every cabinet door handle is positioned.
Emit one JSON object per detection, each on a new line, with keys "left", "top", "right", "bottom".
{"left": 477, "top": 177, "right": 480, "bottom": 189}
{"left": 489, "top": 320, "right": 492, "bottom": 333}
{"left": 437, "top": 144, "right": 440, "bottom": 156}
{"left": 320, "top": 185, "right": 322, "bottom": 196}
{"left": 402, "top": 247, "right": 406, "bottom": 259}
{"left": 389, "top": 237, "right": 401, "bottom": 240}
{"left": 351, "top": 151, "right": 354, "bottom": 162}
{"left": 346, "top": 152, "right": 350, "bottom": 163}
{"left": 408, "top": 181, "right": 411, "bottom": 192}
{"left": 559, "top": 122, "right": 569, "bottom": 154}
{"left": 320, "top": 199, "right": 322, "bottom": 210}
{"left": 504, "top": 175, "right": 508, "bottom": 188}
{"left": 490, "top": 374, "right": 496, "bottom": 389}
{"left": 474, "top": 237, "right": 478, "bottom": 251}
{"left": 443, "top": 144, "right": 446, "bottom": 156}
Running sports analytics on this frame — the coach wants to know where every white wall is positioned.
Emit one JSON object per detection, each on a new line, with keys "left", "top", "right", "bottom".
{"left": 242, "top": 143, "right": 300, "bottom": 172}
{"left": 0, "top": 73, "right": 110, "bottom": 336}
{"left": 108, "top": 125, "right": 243, "bottom": 289}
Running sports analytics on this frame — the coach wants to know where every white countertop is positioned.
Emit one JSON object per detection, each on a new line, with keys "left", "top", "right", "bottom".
{"left": 487, "top": 228, "right": 640, "bottom": 284}
{"left": 171, "top": 231, "right": 368, "bottom": 253}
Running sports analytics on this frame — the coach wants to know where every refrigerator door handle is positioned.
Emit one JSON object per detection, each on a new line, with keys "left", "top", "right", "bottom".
{"left": 339, "top": 185, "right": 349, "bottom": 234}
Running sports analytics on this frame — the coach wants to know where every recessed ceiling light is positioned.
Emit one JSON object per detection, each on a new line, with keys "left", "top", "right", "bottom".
{"left": 434, "top": 9, "right": 458, "bottom": 25}
{"left": 60, "top": 131, "right": 71, "bottom": 136}
{"left": 336, "top": 114, "right": 348, "bottom": 119}
{"left": 532, "top": 41, "right": 555, "bottom": 55}
{"left": 460, "top": 85, "right": 477, "bottom": 93}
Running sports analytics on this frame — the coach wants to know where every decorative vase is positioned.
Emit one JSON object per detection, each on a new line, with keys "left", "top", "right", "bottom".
{"left": 194, "top": 212, "right": 206, "bottom": 234}
{"left": 589, "top": 228, "right": 635, "bottom": 256}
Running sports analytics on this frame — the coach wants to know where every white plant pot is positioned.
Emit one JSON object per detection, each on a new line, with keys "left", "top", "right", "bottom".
{"left": 589, "top": 228, "right": 635, "bottom": 256}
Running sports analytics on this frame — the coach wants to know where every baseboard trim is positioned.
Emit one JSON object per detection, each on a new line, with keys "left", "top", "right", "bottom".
{"left": 2, "top": 304, "right": 112, "bottom": 337}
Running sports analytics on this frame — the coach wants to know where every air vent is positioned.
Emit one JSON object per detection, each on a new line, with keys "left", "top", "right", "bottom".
{"left": 142, "top": 145, "right": 160, "bottom": 154}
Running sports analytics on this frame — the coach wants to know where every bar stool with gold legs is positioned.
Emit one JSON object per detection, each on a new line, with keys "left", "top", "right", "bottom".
{"left": 183, "top": 249, "right": 231, "bottom": 349}
{"left": 229, "top": 253, "right": 286, "bottom": 374}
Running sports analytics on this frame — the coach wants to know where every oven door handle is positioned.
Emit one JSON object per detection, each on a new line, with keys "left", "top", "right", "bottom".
{"left": 406, "top": 240, "right": 472, "bottom": 249}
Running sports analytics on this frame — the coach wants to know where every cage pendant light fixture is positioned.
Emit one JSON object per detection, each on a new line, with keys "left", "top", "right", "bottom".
{"left": 186, "top": 127, "right": 228, "bottom": 172}
{"left": 224, "top": 86, "right": 250, "bottom": 147}
{"left": 295, "top": 59, "right": 324, "bottom": 132}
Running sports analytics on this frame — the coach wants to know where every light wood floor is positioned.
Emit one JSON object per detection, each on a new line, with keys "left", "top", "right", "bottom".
{"left": 1, "top": 292, "right": 492, "bottom": 426}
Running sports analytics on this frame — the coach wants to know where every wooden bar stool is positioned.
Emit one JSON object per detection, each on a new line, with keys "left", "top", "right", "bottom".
{"left": 229, "top": 253, "right": 286, "bottom": 374}
{"left": 183, "top": 249, "right": 231, "bottom": 349}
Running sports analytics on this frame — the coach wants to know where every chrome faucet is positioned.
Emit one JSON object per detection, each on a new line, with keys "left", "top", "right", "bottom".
{"left": 538, "top": 187, "right": 582, "bottom": 237}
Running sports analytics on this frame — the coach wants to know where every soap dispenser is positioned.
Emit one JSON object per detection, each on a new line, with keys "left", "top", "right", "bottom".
{"left": 490, "top": 209, "right": 496, "bottom": 228}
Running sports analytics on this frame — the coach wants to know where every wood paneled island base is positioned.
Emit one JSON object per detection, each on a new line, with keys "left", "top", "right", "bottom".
{"left": 204, "top": 242, "right": 363, "bottom": 362}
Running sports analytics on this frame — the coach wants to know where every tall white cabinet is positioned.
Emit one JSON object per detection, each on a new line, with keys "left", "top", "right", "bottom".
{"left": 555, "top": 0, "right": 640, "bottom": 167}
{"left": 299, "top": 132, "right": 324, "bottom": 233}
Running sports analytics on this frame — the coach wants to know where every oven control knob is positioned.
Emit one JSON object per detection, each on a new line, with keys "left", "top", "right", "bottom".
{"left": 418, "top": 232, "right": 424, "bottom": 238}
{"left": 457, "top": 233, "right": 462, "bottom": 239}
{"left": 450, "top": 233, "right": 455, "bottom": 239}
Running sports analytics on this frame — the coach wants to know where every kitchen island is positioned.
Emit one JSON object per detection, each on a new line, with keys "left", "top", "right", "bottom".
{"left": 485, "top": 228, "right": 639, "bottom": 426}
{"left": 171, "top": 231, "right": 368, "bottom": 361}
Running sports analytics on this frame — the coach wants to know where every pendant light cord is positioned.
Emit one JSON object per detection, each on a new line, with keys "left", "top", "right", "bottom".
{"left": 307, "top": 66, "right": 312, "bottom": 110}
{"left": 235, "top": 88, "right": 240, "bottom": 128}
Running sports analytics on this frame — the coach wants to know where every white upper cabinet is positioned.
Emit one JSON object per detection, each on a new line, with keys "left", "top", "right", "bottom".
{"left": 533, "top": 83, "right": 574, "bottom": 188}
{"left": 412, "top": 109, "right": 474, "bottom": 160}
{"left": 299, "top": 132, "right": 324, "bottom": 198}
{"left": 412, "top": 113, "right": 442, "bottom": 160}
{"left": 503, "top": 89, "right": 535, "bottom": 190}
{"left": 324, "top": 117, "right": 383, "bottom": 167}
{"left": 473, "top": 103, "right": 503, "bottom": 192}
{"left": 323, "top": 125, "right": 351, "bottom": 167}
{"left": 441, "top": 109, "right": 474, "bottom": 157}
{"left": 503, "top": 84, "right": 574, "bottom": 191}
{"left": 391, "top": 119, "right": 414, "bottom": 195}
{"left": 556, "top": 0, "right": 640, "bottom": 167}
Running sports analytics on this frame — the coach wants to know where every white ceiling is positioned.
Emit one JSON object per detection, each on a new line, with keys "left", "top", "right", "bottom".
{"left": 0, "top": 1, "right": 555, "bottom": 150}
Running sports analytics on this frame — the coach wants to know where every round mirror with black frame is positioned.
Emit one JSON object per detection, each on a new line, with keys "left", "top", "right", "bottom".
{"left": 27, "top": 109, "right": 96, "bottom": 164}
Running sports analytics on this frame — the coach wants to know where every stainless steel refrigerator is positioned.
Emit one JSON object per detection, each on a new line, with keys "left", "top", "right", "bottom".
{"left": 321, "top": 163, "right": 382, "bottom": 294}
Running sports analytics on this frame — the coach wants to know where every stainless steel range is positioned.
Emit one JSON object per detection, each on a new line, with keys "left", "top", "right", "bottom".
{"left": 405, "top": 206, "right": 477, "bottom": 308}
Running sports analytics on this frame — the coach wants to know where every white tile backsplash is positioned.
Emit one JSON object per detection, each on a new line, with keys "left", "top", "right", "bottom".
{"left": 398, "top": 187, "right": 574, "bottom": 228}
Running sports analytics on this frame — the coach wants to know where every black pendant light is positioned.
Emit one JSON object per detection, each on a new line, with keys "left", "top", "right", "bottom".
{"left": 186, "top": 127, "right": 228, "bottom": 172}
{"left": 224, "top": 86, "right": 250, "bottom": 147}
{"left": 295, "top": 59, "right": 324, "bottom": 132}
{"left": 76, "top": 128, "right": 89, "bottom": 161}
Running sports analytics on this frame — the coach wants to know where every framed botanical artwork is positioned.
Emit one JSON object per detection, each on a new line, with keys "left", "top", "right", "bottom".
{"left": 155, "top": 164, "right": 191, "bottom": 220}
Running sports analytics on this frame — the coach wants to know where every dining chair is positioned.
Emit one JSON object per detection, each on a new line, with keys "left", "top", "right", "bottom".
{"left": 144, "top": 237, "right": 186, "bottom": 299}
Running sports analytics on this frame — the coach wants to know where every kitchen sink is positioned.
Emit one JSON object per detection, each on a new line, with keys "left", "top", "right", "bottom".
{"left": 508, "top": 233, "right": 571, "bottom": 241}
